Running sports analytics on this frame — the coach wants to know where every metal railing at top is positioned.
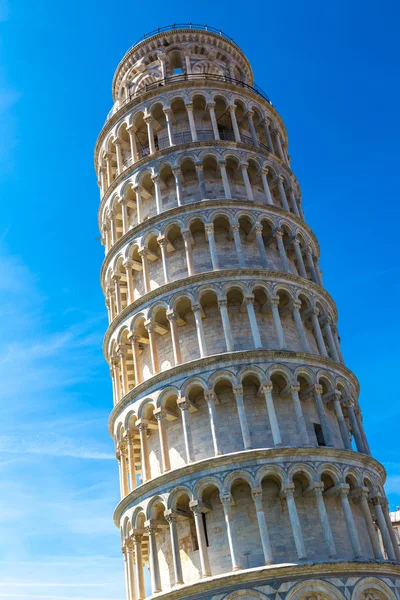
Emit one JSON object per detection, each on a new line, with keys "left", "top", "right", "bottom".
{"left": 126, "top": 23, "right": 239, "bottom": 53}
{"left": 107, "top": 72, "right": 272, "bottom": 121}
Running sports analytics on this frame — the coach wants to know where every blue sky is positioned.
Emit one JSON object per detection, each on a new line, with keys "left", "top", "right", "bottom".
{"left": 0, "top": 0, "right": 399, "bottom": 598}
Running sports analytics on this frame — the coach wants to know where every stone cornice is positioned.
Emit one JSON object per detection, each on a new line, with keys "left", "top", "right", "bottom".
{"left": 97, "top": 140, "right": 295, "bottom": 226}
{"left": 113, "top": 447, "right": 385, "bottom": 524}
{"left": 100, "top": 198, "right": 319, "bottom": 282}
{"left": 102, "top": 268, "right": 337, "bottom": 352}
{"left": 130, "top": 562, "right": 399, "bottom": 600}
{"left": 94, "top": 81, "right": 287, "bottom": 171}
{"left": 108, "top": 349, "right": 359, "bottom": 434}
{"left": 112, "top": 28, "right": 254, "bottom": 101}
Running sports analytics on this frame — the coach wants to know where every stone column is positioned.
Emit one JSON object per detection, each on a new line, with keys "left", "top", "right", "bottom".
{"left": 205, "top": 224, "right": 220, "bottom": 270}
{"left": 345, "top": 400, "right": 365, "bottom": 453}
{"left": 105, "top": 153, "right": 112, "bottom": 187}
{"left": 355, "top": 408, "right": 371, "bottom": 455}
{"left": 112, "top": 360, "right": 122, "bottom": 403}
{"left": 133, "top": 534, "right": 146, "bottom": 600}
{"left": 333, "top": 327, "right": 345, "bottom": 364}
{"left": 245, "top": 296, "right": 263, "bottom": 349}
{"left": 136, "top": 420, "right": 151, "bottom": 482}
{"left": 231, "top": 224, "right": 245, "bottom": 268}
{"left": 122, "top": 546, "right": 131, "bottom": 600}
{"left": 247, "top": 110, "right": 259, "bottom": 146}
{"left": 274, "top": 230, "right": 290, "bottom": 273}
{"left": 154, "top": 408, "right": 171, "bottom": 473}
{"left": 178, "top": 398, "right": 195, "bottom": 463}
{"left": 229, "top": 105, "right": 241, "bottom": 142}
{"left": 172, "top": 168, "right": 183, "bottom": 206}
{"left": 123, "top": 260, "right": 135, "bottom": 305}
{"left": 196, "top": 164, "right": 207, "bottom": 200}
{"left": 355, "top": 488, "right": 383, "bottom": 559}
{"left": 128, "top": 333, "right": 142, "bottom": 385}
{"left": 139, "top": 248, "right": 151, "bottom": 294}
{"left": 118, "top": 197, "right": 128, "bottom": 235}
{"left": 133, "top": 184, "right": 143, "bottom": 224}
{"left": 157, "top": 236, "right": 169, "bottom": 284}
{"left": 255, "top": 225, "right": 269, "bottom": 268}
{"left": 117, "top": 346, "right": 129, "bottom": 397}
{"left": 117, "top": 445, "right": 129, "bottom": 499}
{"left": 262, "top": 382, "right": 283, "bottom": 447}
{"left": 270, "top": 296, "right": 287, "bottom": 349}
{"left": 167, "top": 310, "right": 182, "bottom": 365}
{"left": 145, "top": 320, "right": 159, "bottom": 375}
{"left": 290, "top": 384, "right": 311, "bottom": 446}
{"left": 208, "top": 102, "right": 220, "bottom": 140}
{"left": 263, "top": 119, "right": 274, "bottom": 152}
{"left": 185, "top": 103, "right": 198, "bottom": 141}
{"left": 332, "top": 392, "right": 352, "bottom": 450}
{"left": 233, "top": 384, "right": 251, "bottom": 450}
{"left": 283, "top": 485, "right": 307, "bottom": 559}
{"left": 314, "top": 483, "right": 336, "bottom": 557}
{"left": 313, "top": 384, "right": 333, "bottom": 447}
{"left": 305, "top": 246, "right": 318, "bottom": 283}
{"left": 192, "top": 302, "right": 207, "bottom": 357}
{"left": 321, "top": 317, "right": 340, "bottom": 362}
{"left": 163, "top": 108, "right": 175, "bottom": 146}
{"left": 221, "top": 494, "right": 241, "bottom": 570}
{"left": 276, "top": 176, "right": 290, "bottom": 211}
{"left": 99, "top": 166, "right": 106, "bottom": 195}
{"left": 293, "top": 238, "right": 307, "bottom": 278}
{"left": 114, "top": 139, "right": 123, "bottom": 174}
{"left": 126, "top": 433, "right": 137, "bottom": 491}
{"left": 152, "top": 174, "right": 162, "bottom": 214}
{"left": 310, "top": 308, "right": 329, "bottom": 357}
{"left": 339, "top": 485, "right": 362, "bottom": 558}
{"left": 274, "top": 130, "right": 285, "bottom": 161}
{"left": 144, "top": 115, "right": 156, "bottom": 154}
{"left": 126, "top": 540, "right": 136, "bottom": 600}
{"left": 218, "top": 299, "right": 234, "bottom": 351}
{"left": 146, "top": 522, "right": 162, "bottom": 593}
{"left": 113, "top": 274, "right": 122, "bottom": 313}
{"left": 382, "top": 498, "right": 400, "bottom": 561}
{"left": 127, "top": 126, "right": 139, "bottom": 163}
{"left": 372, "top": 496, "right": 396, "bottom": 560}
{"left": 252, "top": 489, "right": 273, "bottom": 564}
{"left": 165, "top": 511, "right": 184, "bottom": 585}
{"left": 109, "top": 209, "right": 117, "bottom": 244}
{"left": 182, "top": 229, "right": 195, "bottom": 275}
{"left": 190, "top": 503, "right": 211, "bottom": 577}
{"left": 292, "top": 300, "right": 311, "bottom": 352}
{"left": 261, "top": 168, "right": 274, "bottom": 205}
{"left": 241, "top": 162, "right": 254, "bottom": 200}
{"left": 205, "top": 391, "right": 222, "bottom": 456}
{"left": 219, "top": 161, "right": 232, "bottom": 199}
{"left": 289, "top": 188, "right": 301, "bottom": 217}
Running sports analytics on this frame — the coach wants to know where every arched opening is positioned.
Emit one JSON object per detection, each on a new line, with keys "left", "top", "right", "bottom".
{"left": 226, "top": 287, "right": 252, "bottom": 350}
{"left": 180, "top": 157, "right": 199, "bottom": 203}
{"left": 214, "top": 377, "right": 242, "bottom": 454}
{"left": 189, "top": 217, "right": 212, "bottom": 273}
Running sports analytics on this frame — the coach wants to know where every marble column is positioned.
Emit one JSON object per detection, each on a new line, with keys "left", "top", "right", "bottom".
{"left": 233, "top": 384, "right": 251, "bottom": 450}
{"left": 218, "top": 299, "right": 234, "bottom": 352}
{"left": 182, "top": 229, "right": 195, "bottom": 275}
{"left": 290, "top": 384, "right": 311, "bottom": 446}
{"left": 127, "top": 126, "right": 139, "bottom": 163}
{"left": 145, "top": 320, "right": 159, "bottom": 374}
{"left": 270, "top": 296, "right": 287, "bottom": 349}
{"left": 241, "top": 162, "right": 254, "bottom": 200}
{"left": 314, "top": 483, "right": 337, "bottom": 557}
{"left": 292, "top": 300, "right": 311, "bottom": 352}
{"left": 261, "top": 168, "right": 274, "bottom": 205}
{"left": 139, "top": 248, "right": 151, "bottom": 294}
{"left": 345, "top": 400, "right": 365, "bottom": 453}
{"left": 263, "top": 119, "right": 274, "bottom": 153}
{"left": 332, "top": 392, "right": 352, "bottom": 450}
{"left": 144, "top": 116, "right": 156, "bottom": 154}
{"left": 136, "top": 420, "right": 151, "bottom": 482}
{"left": 157, "top": 236, "right": 169, "bottom": 284}
{"left": 276, "top": 176, "right": 290, "bottom": 211}
{"left": 208, "top": 102, "right": 220, "bottom": 140}
{"left": 172, "top": 168, "right": 183, "bottom": 206}
{"left": 165, "top": 511, "right": 184, "bottom": 585}
{"left": 205, "top": 224, "right": 220, "bottom": 270}
{"left": 262, "top": 382, "right": 283, "bottom": 447}
{"left": 163, "top": 108, "right": 175, "bottom": 146}
{"left": 293, "top": 238, "right": 307, "bottom": 278}
{"left": 196, "top": 164, "right": 207, "bottom": 199}
{"left": 322, "top": 317, "right": 340, "bottom": 362}
{"left": 289, "top": 188, "right": 301, "bottom": 217}
{"left": 252, "top": 489, "right": 273, "bottom": 564}
{"left": 205, "top": 391, "right": 222, "bottom": 456}
{"left": 133, "top": 534, "right": 146, "bottom": 600}
{"left": 154, "top": 408, "right": 171, "bottom": 473}
{"left": 247, "top": 110, "right": 259, "bottom": 146}
{"left": 221, "top": 494, "right": 241, "bottom": 570}
{"left": 310, "top": 309, "right": 329, "bottom": 357}
{"left": 185, "top": 103, "right": 198, "bottom": 141}
{"left": 372, "top": 496, "right": 396, "bottom": 560}
{"left": 152, "top": 174, "right": 162, "bottom": 214}
{"left": 192, "top": 302, "right": 207, "bottom": 357}
{"left": 178, "top": 398, "right": 195, "bottom": 463}
{"left": 190, "top": 503, "right": 211, "bottom": 576}
{"left": 229, "top": 105, "right": 241, "bottom": 142}
{"left": 245, "top": 296, "right": 263, "bottom": 349}
{"left": 146, "top": 522, "right": 162, "bottom": 593}
{"left": 231, "top": 224, "right": 245, "bottom": 267}
{"left": 283, "top": 485, "right": 307, "bottom": 559}
{"left": 275, "top": 230, "right": 290, "bottom": 273}
{"left": 133, "top": 184, "right": 143, "bottom": 224}
{"left": 219, "top": 161, "right": 232, "bottom": 199}
{"left": 123, "top": 260, "right": 135, "bottom": 304}
{"left": 355, "top": 488, "right": 383, "bottom": 559}
{"left": 255, "top": 225, "right": 269, "bottom": 268}
{"left": 167, "top": 309, "right": 182, "bottom": 365}
{"left": 128, "top": 333, "right": 142, "bottom": 385}
{"left": 313, "top": 384, "right": 333, "bottom": 447}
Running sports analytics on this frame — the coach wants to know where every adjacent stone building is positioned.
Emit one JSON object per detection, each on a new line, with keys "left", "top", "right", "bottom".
{"left": 94, "top": 24, "right": 400, "bottom": 600}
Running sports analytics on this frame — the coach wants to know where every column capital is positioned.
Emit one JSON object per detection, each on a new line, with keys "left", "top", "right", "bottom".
{"left": 126, "top": 124, "right": 137, "bottom": 134}
{"left": 166, "top": 309, "right": 178, "bottom": 322}
{"left": 313, "top": 383, "right": 323, "bottom": 395}
{"left": 204, "top": 224, "right": 214, "bottom": 234}
{"left": 113, "top": 138, "right": 121, "bottom": 147}
{"left": 207, "top": 101, "right": 216, "bottom": 108}
{"left": 151, "top": 173, "right": 160, "bottom": 183}
{"left": 247, "top": 109, "right": 255, "bottom": 118}
{"left": 132, "top": 532, "right": 143, "bottom": 543}
{"left": 172, "top": 166, "right": 181, "bottom": 176}
{"left": 205, "top": 390, "right": 216, "bottom": 403}
{"left": 338, "top": 483, "right": 351, "bottom": 498}
{"left": 281, "top": 483, "right": 295, "bottom": 497}
{"left": 195, "top": 163, "right": 204, "bottom": 172}
{"left": 244, "top": 295, "right": 255, "bottom": 305}
{"left": 218, "top": 298, "right": 228, "bottom": 308}
{"left": 138, "top": 247, "right": 149, "bottom": 258}
{"left": 111, "top": 273, "right": 121, "bottom": 282}
{"left": 290, "top": 383, "right": 301, "bottom": 394}
{"left": 164, "top": 509, "right": 178, "bottom": 524}
{"left": 127, "top": 331, "right": 140, "bottom": 344}
{"left": 177, "top": 396, "right": 190, "bottom": 411}
{"left": 220, "top": 493, "right": 233, "bottom": 509}
{"left": 153, "top": 408, "right": 167, "bottom": 422}
{"left": 232, "top": 384, "right": 243, "bottom": 396}
{"left": 274, "top": 229, "right": 283, "bottom": 239}
{"left": 228, "top": 104, "right": 236, "bottom": 112}
{"left": 144, "top": 520, "right": 159, "bottom": 534}
{"left": 251, "top": 489, "right": 263, "bottom": 507}
{"left": 240, "top": 161, "right": 249, "bottom": 169}
{"left": 218, "top": 159, "right": 227, "bottom": 167}
{"left": 370, "top": 493, "right": 384, "bottom": 507}
{"left": 231, "top": 223, "right": 240, "bottom": 232}
{"left": 262, "top": 382, "right": 273, "bottom": 393}
{"left": 143, "top": 114, "right": 154, "bottom": 124}
{"left": 144, "top": 319, "right": 156, "bottom": 333}
{"left": 135, "top": 419, "right": 149, "bottom": 432}
{"left": 163, "top": 106, "right": 172, "bottom": 115}
{"left": 191, "top": 302, "right": 201, "bottom": 312}
{"left": 254, "top": 223, "right": 263, "bottom": 234}
{"left": 185, "top": 102, "right": 194, "bottom": 110}
{"left": 292, "top": 299, "right": 302, "bottom": 311}
{"left": 157, "top": 235, "right": 168, "bottom": 247}
{"left": 269, "top": 295, "right": 280, "bottom": 307}
{"left": 261, "top": 167, "right": 270, "bottom": 176}
{"left": 122, "top": 259, "right": 133, "bottom": 269}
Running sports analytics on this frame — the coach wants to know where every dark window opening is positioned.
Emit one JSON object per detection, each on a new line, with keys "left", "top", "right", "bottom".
{"left": 314, "top": 423, "right": 326, "bottom": 446}
{"left": 202, "top": 512, "right": 209, "bottom": 546}
{"left": 189, "top": 516, "right": 199, "bottom": 551}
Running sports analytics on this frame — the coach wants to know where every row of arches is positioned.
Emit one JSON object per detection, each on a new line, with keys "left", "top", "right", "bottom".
{"left": 113, "top": 367, "right": 369, "bottom": 501}
{"left": 100, "top": 151, "right": 300, "bottom": 248}
{"left": 103, "top": 218, "right": 322, "bottom": 326}
{"left": 113, "top": 32, "right": 253, "bottom": 105}
{"left": 108, "top": 281, "right": 342, "bottom": 403}
{"left": 99, "top": 90, "right": 287, "bottom": 197}
{"left": 119, "top": 462, "right": 398, "bottom": 596}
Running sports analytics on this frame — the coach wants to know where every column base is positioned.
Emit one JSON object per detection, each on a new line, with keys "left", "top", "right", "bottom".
{"left": 231, "top": 566, "right": 242, "bottom": 572}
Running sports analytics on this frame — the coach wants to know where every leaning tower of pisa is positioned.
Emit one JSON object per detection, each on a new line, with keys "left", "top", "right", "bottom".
{"left": 95, "top": 24, "right": 400, "bottom": 600}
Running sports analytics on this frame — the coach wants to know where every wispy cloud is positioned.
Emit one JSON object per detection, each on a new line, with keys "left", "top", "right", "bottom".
{"left": 0, "top": 435, "right": 114, "bottom": 460}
